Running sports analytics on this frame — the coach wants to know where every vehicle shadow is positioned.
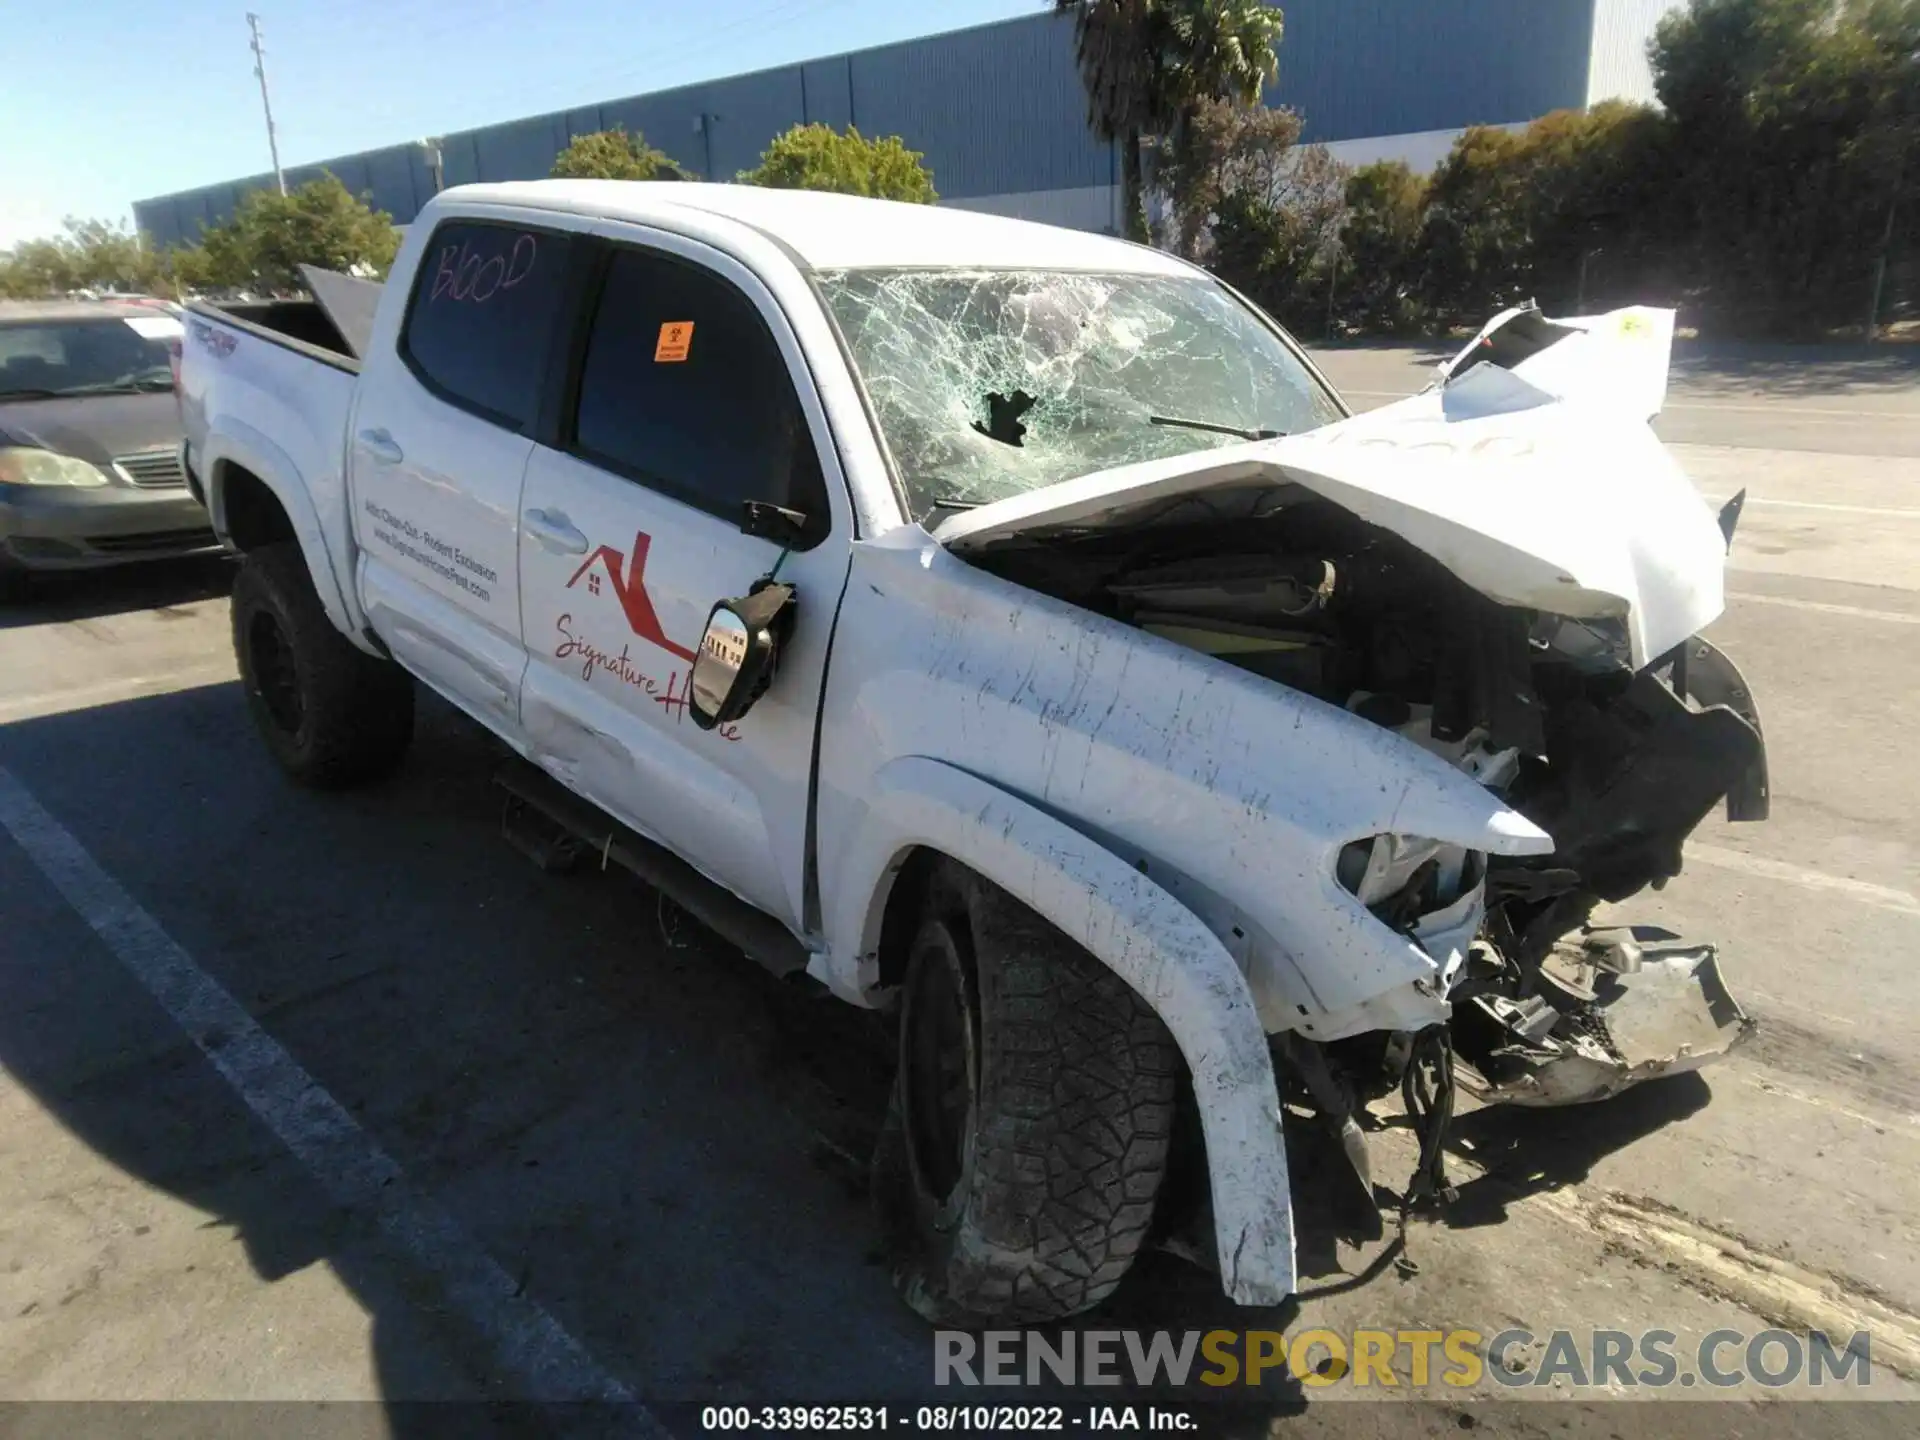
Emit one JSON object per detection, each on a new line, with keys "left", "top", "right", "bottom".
{"left": 0, "top": 676, "right": 1719, "bottom": 1434}
{"left": 1439, "top": 1075, "right": 1713, "bottom": 1230}
{"left": 0, "top": 683, "right": 1025, "bottom": 1428}
{"left": 0, "top": 554, "right": 233, "bottom": 630}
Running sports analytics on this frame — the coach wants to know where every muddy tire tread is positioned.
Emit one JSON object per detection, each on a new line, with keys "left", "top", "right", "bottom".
{"left": 231, "top": 543, "right": 414, "bottom": 789}
{"left": 879, "top": 862, "right": 1181, "bottom": 1325}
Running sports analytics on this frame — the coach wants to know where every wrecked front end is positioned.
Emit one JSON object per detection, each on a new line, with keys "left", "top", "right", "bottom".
{"left": 938, "top": 304, "right": 1767, "bottom": 1120}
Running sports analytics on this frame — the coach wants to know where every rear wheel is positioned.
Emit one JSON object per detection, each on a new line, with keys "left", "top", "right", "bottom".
{"left": 231, "top": 543, "right": 414, "bottom": 788}
{"left": 873, "top": 861, "right": 1181, "bottom": 1325}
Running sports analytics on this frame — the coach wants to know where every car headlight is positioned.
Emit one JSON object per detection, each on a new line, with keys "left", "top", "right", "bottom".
{"left": 0, "top": 447, "right": 111, "bottom": 488}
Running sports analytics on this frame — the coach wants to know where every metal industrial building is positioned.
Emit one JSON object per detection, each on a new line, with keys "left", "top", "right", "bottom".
{"left": 134, "top": 1, "right": 1682, "bottom": 248}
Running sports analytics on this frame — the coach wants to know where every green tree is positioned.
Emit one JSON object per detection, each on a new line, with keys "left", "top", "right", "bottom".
{"left": 1651, "top": 0, "right": 1919, "bottom": 333}
{"left": 550, "top": 127, "right": 687, "bottom": 181}
{"left": 1055, "top": 1, "right": 1284, "bottom": 243}
{"left": 1338, "top": 160, "right": 1430, "bottom": 332}
{"left": 1054, "top": 2, "right": 1166, "bottom": 240}
{"left": 194, "top": 174, "right": 401, "bottom": 294}
{"left": 1160, "top": 0, "right": 1285, "bottom": 115}
{"left": 737, "top": 123, "right": 937, "bottom": 201}
{"left": 1151, "top": 97, "right": 1303, "bottom": 258}
{"left": 1415, "top": 125, "right": 1540, "bottom": 324}
{"left": 0, "top": 217, "right": 164, "bottom": 299}
{"left": 1207, "top": 142, "right": 1349, "bottom": 334}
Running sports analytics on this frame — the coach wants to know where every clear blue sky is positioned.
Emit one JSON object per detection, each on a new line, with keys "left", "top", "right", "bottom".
{"left": 0, "top": 0, "right": 1038, "bottom": 249}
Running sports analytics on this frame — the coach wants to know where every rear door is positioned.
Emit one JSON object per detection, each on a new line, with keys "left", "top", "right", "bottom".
{"left": 516, "top": 235, "right": 851, "bottom": 931}
{"left": 349, "top": 217, "right": 575, "bottom": 736}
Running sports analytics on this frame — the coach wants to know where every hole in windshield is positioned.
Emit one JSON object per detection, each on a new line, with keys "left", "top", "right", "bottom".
{"left": 817, "top": 268, "right": 1344, "bottom": 524}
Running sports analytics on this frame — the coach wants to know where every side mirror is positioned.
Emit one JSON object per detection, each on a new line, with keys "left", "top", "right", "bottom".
{"left": 689, "top": 581, "right": 796, "bottom": 730}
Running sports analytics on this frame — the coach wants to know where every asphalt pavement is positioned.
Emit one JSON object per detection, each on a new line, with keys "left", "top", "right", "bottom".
{"left": 1, "top": 339, "right": 1916, "bottom": 1434}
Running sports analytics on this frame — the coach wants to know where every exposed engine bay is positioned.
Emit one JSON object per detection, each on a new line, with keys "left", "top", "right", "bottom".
{"left": 964, "top": 475, "right": 1766, "bottom": 1118}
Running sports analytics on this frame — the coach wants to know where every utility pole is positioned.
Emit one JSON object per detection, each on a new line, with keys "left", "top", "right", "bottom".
{"left": 420, "top": 138, "right": 444, "bottom": 196}
{"left": 247, "top": 12, "right": 287, "bottom": 196}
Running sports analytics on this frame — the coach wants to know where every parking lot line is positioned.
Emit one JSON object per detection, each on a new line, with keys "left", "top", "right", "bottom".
{"left": 1738, "top": 497, "right": 1920, "bottom": 518}
{"left": 0, "top": 764, "right": 655, "bottom": 1416}
{"left": 0, "top": 667, "right": 237, "bottom": 724}
{"left": 1723, "top": 591, "right": 1920, "bottom": 625}
{"left": 1685, "top": 841, "right": 1920, "bottom": 918}
{"left": 1337, "top": 386, "right": 1919, "bottom": 420}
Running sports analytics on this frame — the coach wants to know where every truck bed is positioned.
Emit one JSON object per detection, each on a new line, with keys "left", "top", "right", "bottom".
{"left": 189, "top": 266, "right": 384, "bottom": 371}
{"left": 177, "top": 292, "right": 363, "bottom": 624}
{"left": 202, "top": 300, "right": 359, "bottom": 369}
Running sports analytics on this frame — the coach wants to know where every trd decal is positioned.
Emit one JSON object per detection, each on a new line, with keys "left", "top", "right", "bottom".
{"left": 565, "top": 531, "right": 695, "bottom": 662}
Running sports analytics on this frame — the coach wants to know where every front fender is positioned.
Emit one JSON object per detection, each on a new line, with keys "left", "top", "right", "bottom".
{"left": 820, "top": 755, "right": 1296, "bottom": 1307}
{"left": 203, "top": 419, "right": 369, "bottom": 650}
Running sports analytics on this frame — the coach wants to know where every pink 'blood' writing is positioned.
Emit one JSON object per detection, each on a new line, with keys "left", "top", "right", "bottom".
{"left": 430, "top": 233, "right": 538, "bottom": 304}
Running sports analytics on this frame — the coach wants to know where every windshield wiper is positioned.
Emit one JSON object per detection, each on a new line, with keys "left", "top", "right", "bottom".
{"left": 0, "top": 388, "right": 64, "bottom": 401}
{"left": 921, "top": 495, "right": 983, "bottom": 522}
{"left": 1149, "top": 413, "right": 1285, "bottom": 442}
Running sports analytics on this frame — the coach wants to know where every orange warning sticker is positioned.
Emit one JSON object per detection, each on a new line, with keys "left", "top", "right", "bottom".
{"left": 655, "top": 321, "right": 694, "bottom": 362}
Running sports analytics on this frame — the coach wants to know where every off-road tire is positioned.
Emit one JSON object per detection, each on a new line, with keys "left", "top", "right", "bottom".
{"left": 873, "top": 861, "right": 1182, "bottom": 1325}
{"left": 231, "top": 542, "right": 414, "bottom": 788}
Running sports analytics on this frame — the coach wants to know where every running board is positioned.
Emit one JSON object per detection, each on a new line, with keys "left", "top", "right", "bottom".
{"left": 493, "top": 760, "right": 811, "bottom": 980}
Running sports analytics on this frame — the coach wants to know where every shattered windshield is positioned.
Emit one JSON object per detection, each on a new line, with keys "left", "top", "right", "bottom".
{"left": 817, "top": 268, "right": 1345, "bottom": 523}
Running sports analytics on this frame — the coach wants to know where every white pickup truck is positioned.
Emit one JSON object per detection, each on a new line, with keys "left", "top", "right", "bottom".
{"left": 178, "top": 180, "right": 1767, "bottom": 1326}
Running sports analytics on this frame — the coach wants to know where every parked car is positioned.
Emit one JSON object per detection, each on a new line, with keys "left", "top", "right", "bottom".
{"left": 177, "top": 182, "right": 1767, "bottom": 1325}
{"left": 0, "top": 298, "right": 215, "bottom": 598}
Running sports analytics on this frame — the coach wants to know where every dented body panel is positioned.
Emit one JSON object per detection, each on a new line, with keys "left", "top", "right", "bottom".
{"left": 813, "top": 530, "right": 1551, "bottom": 1041}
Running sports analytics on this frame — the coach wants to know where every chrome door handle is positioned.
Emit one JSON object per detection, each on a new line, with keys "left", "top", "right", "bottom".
{"left": 524, "top": 507, "right": 588, "bottom": 555}
{"left": 356, "top": 428, "right": 403, "bottom": 465}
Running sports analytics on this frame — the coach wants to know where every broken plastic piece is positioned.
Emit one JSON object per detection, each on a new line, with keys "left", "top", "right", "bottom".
{"left": 1456, "top": 929, "right": 1753, "bottom": 1107}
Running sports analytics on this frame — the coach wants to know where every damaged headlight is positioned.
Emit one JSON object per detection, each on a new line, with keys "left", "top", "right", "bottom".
{"left": 1336, "top": 834, "right": 1485, "bottom": 921}
{"left": 1337, "top": 834, "right": 1490, "bottom": 988}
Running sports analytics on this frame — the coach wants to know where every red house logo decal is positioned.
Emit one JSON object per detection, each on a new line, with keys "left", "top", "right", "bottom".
{"left": 565, "top": 530, "right": 695, "bottom": 662}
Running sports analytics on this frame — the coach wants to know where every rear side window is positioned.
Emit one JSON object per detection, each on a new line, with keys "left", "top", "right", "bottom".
{"left": 401, "top": 221, "right": 572, "bottom": 429}
{"left": 569, "top": 247, "right": 826, "bottom": 536}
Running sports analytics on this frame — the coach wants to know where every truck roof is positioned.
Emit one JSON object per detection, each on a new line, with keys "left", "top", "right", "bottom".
{"left": 439, "top": 180, "right": 1197, "bottom": 276}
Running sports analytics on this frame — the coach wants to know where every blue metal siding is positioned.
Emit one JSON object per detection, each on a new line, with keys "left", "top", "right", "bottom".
{"left": 703, "top": 66, "right": 810, "bottom": 178}
{"left": 597, "top": 88, "right": 710, "bottom": 175}
{"left": 134, "top": 3, "right": 1611, "bottom": 241}
{"left": 442, "top": 131, "right": 484, "bottom": 190}
{"left": 848, "top": 13, "right": 1108, "bottom": 198}
{"left": 363, "top": 146, "right": 424, "bottom": 220}
{"left": 471, "top": 113, "right": 568, "bottom": 182}
{"left": 801, "top": 58, "right": 854, "bottom": 130}
{"left": 1275, "top": 0, "right": 1596, "bottom": 142}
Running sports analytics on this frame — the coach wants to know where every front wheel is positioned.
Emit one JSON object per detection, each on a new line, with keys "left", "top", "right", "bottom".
{"left": 872, "top": 862, "right": 1181, "bottom": 1325}
{"left": 231, "top": 543, "right": 415, "bottom": 789}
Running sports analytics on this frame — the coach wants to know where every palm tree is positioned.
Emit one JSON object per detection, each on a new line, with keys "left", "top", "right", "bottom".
{"left": 1054, "top": 1, "right": 1168, "bottom": 241}
{"left": 1162, "top": 0, "right": 1283, "bottom": 115}
{"left": 1054, "top": 2, "right": 1284, "bottom": 243}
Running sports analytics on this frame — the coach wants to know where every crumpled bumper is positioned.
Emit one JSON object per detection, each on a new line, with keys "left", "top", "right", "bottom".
{"left": 1452, "top": 925, "right": 1755, "bottom": 1107}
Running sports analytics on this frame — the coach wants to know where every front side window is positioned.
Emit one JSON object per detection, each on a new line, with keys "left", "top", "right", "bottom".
{"left": 401, "top": 221, "right": 572, "bottom": 429}
{"left": 570, "top": 248, "right": 826, "bottom": 533}
{"left": 0, "top": 318, "right": 175, "bottom": 399}
{"left": 816, "top": 268, "right": 1345, "bottom": 523}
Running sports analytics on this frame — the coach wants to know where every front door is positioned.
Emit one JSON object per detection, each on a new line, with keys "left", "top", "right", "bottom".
{"left": 350, "top": 217, "right": 575, "bottom": 736}
{"left": 517, "top": 237, "right": 850, "bottom": 932}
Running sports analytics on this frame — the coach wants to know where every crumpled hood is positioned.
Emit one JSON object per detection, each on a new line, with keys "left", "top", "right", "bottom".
{"left": 935, "top": 307, "right": 1723, "bottom": 669}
